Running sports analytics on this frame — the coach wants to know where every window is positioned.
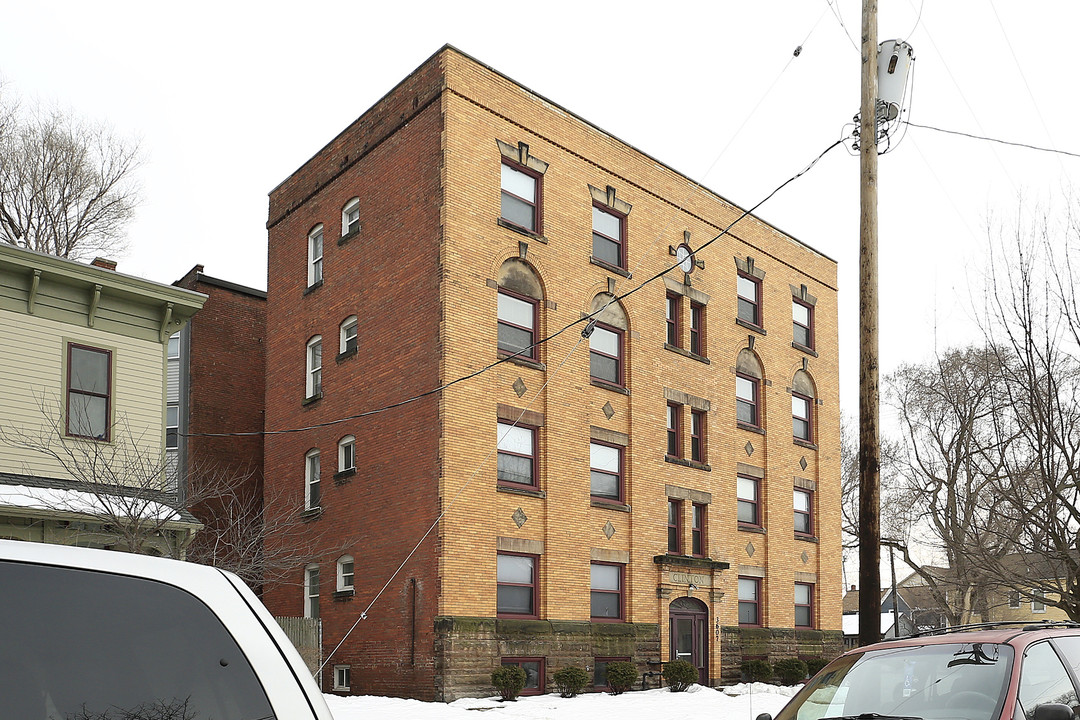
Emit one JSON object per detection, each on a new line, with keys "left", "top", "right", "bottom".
{"left": 305, "top": 449, "right": 321, "bottom": 510}
{"left": 795, "top": 582, "right": 814, "bottom": 628}
{"left": 692, "top": 503, "right": 706, "bottom": 557}
{"left": 739, "top": 577, "right": 761, "bottom": 626}
{"left": 497, "top": 422, "right": 536, "bottom": 487}
{"left": 497, "top": 553, "right": 537, "bottom": 618}
{"left": 497, "top": 290, "right": 538, "bottom": 360}
{"left": 736, "top": 374, "right": 759, "bottom": 427}
{"left": 337, "top": 555, "right": 354, "bottom": 592}
{"left": 592, "top": 204, "right": 626, "bottom": 268}
{"left": 690, "top": 409, "right": 706, "bottom": 462}
{"left": 793, "top": 298, "right": 813, "bottom": 349}
{"left": 306, "top": 336, "right": 322, "bottom": 399}
{"left": 167, "top": 332, "right": 180, "bottom": 359}
{"left": 1019, "top": 642, "right": 1079, "bottom": 716}
{"left": 1009, "top": 590, "right": 1021, "bottom": 609}
{"left": 737, "top": 272, "right": 761, "bottom": 327}
{"left": 501, "top": 161, "right": 540, "bottom": 233}
{"left": 668, "top": 499, "right": 682, "bottom": 554}
{"left": 794, "top": 488, "right": 813, "bottom": 536}
{"left": 666, "top": 403, "right": 682, "bottom": 458}
{"left": 340, "top": 316, "right": 358, "bottom": 355}
{"left": 690, "top": 301, "right": 705, "bottom": 356}
{"left": 737, "top": 475, "right": 760, "bottom": 527}
{"left": 338, "top": 435, "right": 355, "bottom": 474}
{"left": 342, "top": 198, "right": 360, "bottom": 237}
{"left": 501, "top": 658, "right": 544, "bottom": 695}
{"left": 305, "top": 564, "right": 320, "bottom": 618}
{"left": 590, "top": 442, "right": 622, "bottom": 501}
{"left": 1032, "top": 588, "right": 1046, "bottom": 613}
{"left": 591, "top": 562, "right": 624, "bottom": 620}
{"left": 666, "top": 293, "right": 681, "bottom": 347}
{"left": 793, "top": 393, "right": 812, "bottom": 442}
{"left": 334, "top": 665, "right": 351, "bottom": 691}
{"left": 166, "top": 404, "right": 179, "bottom": 450}
{"left": 589, "top": 323, "right": 623, "bottom": 386}
{"left": 66, "top": 343, "right": 111, "bottom": 440}
{"left": 307, "top": 224, "right": 324, "bottom": 287}
{"left": 594, "top": 657, "right": 630, "bottom": 689}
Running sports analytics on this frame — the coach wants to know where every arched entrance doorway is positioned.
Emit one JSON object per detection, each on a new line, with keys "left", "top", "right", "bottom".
{"left": 669, "top": 596, "right": 708, "bottom": 685}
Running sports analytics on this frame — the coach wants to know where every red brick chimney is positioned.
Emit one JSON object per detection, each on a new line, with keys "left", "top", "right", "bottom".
{"left": 90, "top": 257, "right": 117, "bottom": 271}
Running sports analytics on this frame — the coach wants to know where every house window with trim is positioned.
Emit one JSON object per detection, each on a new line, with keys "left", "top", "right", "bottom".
{"left": 690, "top": 301, "right": 705, "bottom": 356}
{"left": 501, "top": 161, "right": 541, "bottom": 233}
{"left": 737, "top": 475, "right": 760, "bottom": 528}
{"left": 341, "top": 198, "right": 360, "bottom": 237}
{"left": 66, "top": 343, "right": 112, "bottom": 441}
{"left": 736, "top": 374, "right": 759, "bottom": 427}
{"left": 334, "top": 665, "right": 351, "bottom": 692}
{"left": 668, "top": 499, "right": 682, "bottom": 554}
{"left": 590, "top": 441, "right": 622, "bottom": 502}
{"left": 793, "top": 298, "right": 814, "bottom": 349}
{"left": 794, "top": 488, "right": 813, "bottom": 536}
{"left": 692, "top": 503, "right": 706, "bottom": 557}
{"left": 305, "top": 564, "right": 320, "bottom": 618}
{"left": 337, "top": 555, "right": 354, "bottom": 592}
{"left": 795, "top": 582, "right": 814, "bottom": 628}
{"left": 497, "top": 552, "right": 537, "bottom": 618}
{"left": 1009, "top": 591, "right": 1021, "bottom": 609}
{"left": 690, "top": 409, "right": 706, "bottom": 463}
{"left": 166, "top": 404, "right": 179, "bottom": 450}
{"left": 497, "top": 289, "right": 538, "bottom": 360}
{"left": 497, "top": 422, "right": 536, "bottom": 487}
{"left": 306, "top": 336, "right": 322, "bottom": 399}
{"left": 591, "top": 562, "right": 624, "bottom": 620}
{"left": 338, "top": 435, "right": 355, "bottom": 474}
{"left": 1033, "top": 589, "right": 1046, "bottom": 613}
{"left": 307, "top": 224, "right": 324, "bottom": 287}
{"left": 666, "top": 403, "right": 682, "bottom": 458}
{"left": 737, "top": 272, "right": 761, "bottom": 327}
{"left": 739, "top": 576, "right": 762, "bottom": 626}
{"left": 592, "top": 204, "right": 626, "bottom": 269}
{"left": 793, "top": 393, "right": 812, "bottom": 442}
{"left": 339, "top": 316, "right": 358, "bottom": 356}
{"left": 589, "top": 324, "right": 623, "bottom": 386}
{"left": 666, "top": 293, "right": 681, "bottom": 347}
{"left": 305, "top": 449, "right": 321, "bottom": 510}
{"left": 594, "top": 657, "right": 630, "bottom": 689}
{"left": 501, "top": 658, "right": 544, "bottom": 695}
{"left": 167, "top": 332, "right": 181, "bottom": 359}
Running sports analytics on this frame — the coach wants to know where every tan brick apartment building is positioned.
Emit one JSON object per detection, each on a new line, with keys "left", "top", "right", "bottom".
{"left": 261, "top": 45, "right": 842, "bottom": 700}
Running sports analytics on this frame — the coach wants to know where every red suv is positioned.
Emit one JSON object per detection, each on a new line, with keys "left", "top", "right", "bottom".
{"left": 764, "top": 622, "right": 1080, "bottom": 720}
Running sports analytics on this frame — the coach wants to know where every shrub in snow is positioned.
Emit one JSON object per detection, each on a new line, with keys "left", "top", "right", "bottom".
{"left": 741, "top": 659, "right": 774, "bottom": 683}
{"left": 774, "top": 658, "right": 808, "bottom": 685}
{"left": 553, "top": 666, "right": 589, "bottom": 698}
{"left": 662, "top": 660, "right": 697, "bottom": 692}
{"left": 492, "top": 666, "right": 527, "bottom": 701}
{"left": 805, "top": 656, "right": 831, "bottom": 677}
{"left": 605, "top": 661, "right": 638, "bottom": 695}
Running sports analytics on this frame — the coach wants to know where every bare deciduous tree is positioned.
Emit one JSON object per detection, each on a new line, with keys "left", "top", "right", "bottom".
{"left": 0, "top": 91, "right": 140, "bottom": 261}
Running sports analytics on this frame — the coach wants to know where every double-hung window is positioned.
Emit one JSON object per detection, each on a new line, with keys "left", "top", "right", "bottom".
{"left": 794, "top": 489, "right": 813, "bottom": 536}
{"left": 590, "top": 562, "right": 624, "bottom": 620}
{"left": 666, "top": 293, "right": 681, "bottom": 347}
{"left": 337, "top": 555, "right": 354, "bottom": 592}
{"left": 334, "top": 665, "right": 351, "bottom": 691}
{"left": 667, "top": 499, "right": 682, "bottom": 554}
{"left": 338, "top": 435, "right": 356, "bottom": 474}
{"left": 306, "top": 337, "right": 322, "bottom": 399}
{"left": 66, "top": 344, "right": 111, "bottom": 441}
{"left": 737, "top": 475, "right": 760, "bottom": 527}
{"left": 736, "top": 374, "right": 759, "bottom": 427}
{"left": 589, "top": 442, "right": 622, "bottom": 502}
{"left": 793, "top": 299, "right": 813, "bottom": 349}
{"left": 795, "top": 583, "right": 814, "bottom": 628}
{"left": 497, "top": 290, "right": 538, "bottom": 360}
{"left": 692, "top": 503, "right": 706, "bottom": 557}
{"left": 666, "top": 403, "right": 682, "bottom": 458}
{"left": 305, "top": 564, "right": 320, "bottom": 618}
{"left": 738, "top": 577, "right": 761, "bottom": 626}
{"left": 793, "top": 393, "right": 812, "bottom": 442}
{"left": 690, "top": 302, "right": 705, "bottom": 356}
{"left": 690, "top": 409, "right": 706, "bottom": 463}
{"left": 737, "top": 272, "right": 761, "bottom": 327}
{"left": 592, "top": 204, "right": 626, "bottom": 269}
{"left": 167, "top": 332, "right": 181, "bottom": 359}
{"left": 340, "top": 316, "right": 358, "bottom": 356}
{"left": 166, "top": 404, "right": 179, "bottom": 450}
{"left": 497, "top": 553, "right": 537, "bottom": 618}
{"left": 497, "top": 422, "right": 536, "bottom": 487}
{"left": 342, "top": 198, "right": 360, "bottom": 237}
{"left": 501, "top": 161, "right": 541, "bottom": 233}
{"left": 307, "top": 225, "right": 324, "bottom": 287}
{"left": 589, "top": 324, "right": 623, "bottom": 386}
{"left": 1033, "top": 589, "right": 1046, "bottom": 613}
{"left": 305, "top": 449, "right": 321, "bottom": 510}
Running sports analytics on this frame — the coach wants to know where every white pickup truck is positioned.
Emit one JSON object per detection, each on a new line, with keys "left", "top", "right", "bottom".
{"left": 0, "top": 539, "right": 334, "bottom": 719}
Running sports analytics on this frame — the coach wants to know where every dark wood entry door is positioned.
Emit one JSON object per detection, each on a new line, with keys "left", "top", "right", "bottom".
{"left": 669, "top": 597, "right": 708, "bottom": 685}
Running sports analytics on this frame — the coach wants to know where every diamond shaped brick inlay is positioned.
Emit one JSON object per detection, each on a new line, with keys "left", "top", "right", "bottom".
{"left": 800, "top": 456, "right": 808, "bottom": 471}
{"left": 513, "top": 378, "right": 527, "bottom": 397}
{"left": 603, "top": 521, "right": 616, "bottom": 539}
{"left": 745, "top": 442, "right": 754, "bottom": 456}
{"left": 603, "top": 402, "right": 615, "bottom": 419}
{"left": 746, "top": 541, "right": 755, "bottom": 557}
{"left": 801, "top": 551, "right": 809, "bottom": 564}
{"left": 512, "top": 508, "right": 527, "bottom": 528}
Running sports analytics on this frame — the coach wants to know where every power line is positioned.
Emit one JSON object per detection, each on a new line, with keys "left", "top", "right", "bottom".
{"left": 902, "top": 121, "right": 1080, "bottom": 160}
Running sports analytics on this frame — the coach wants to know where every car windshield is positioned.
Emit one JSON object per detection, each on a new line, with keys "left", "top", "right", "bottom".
{"left": 775, "top": 642, "right": 1014, "bottom": 720}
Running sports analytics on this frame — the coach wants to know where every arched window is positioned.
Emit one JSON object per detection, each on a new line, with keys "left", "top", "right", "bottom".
{"left": 339, "top": 316, "right": 358, "bottom": 355}
{"left": 588, "top": 294, "right": 629, "bottom": 388}
{"left": 337, "top": 555, "right": 355, "bottom": 592}
{"left": 338, "top": 435, "right": 356, "bottom": 474}
{"left": 307, "top": 224, "right": 324, "bottom": 287}
{"left": 306, "top": 336, "right": 322, "bottom": 399}
{"left": 305, "top": 563, "right": 320, "bottom": 618}
{"left": 792, "top": 369, "right": 817, "bottom": 443}
{"left": 305, "top": 448, "right": 321, "bottom": 510}
{"left": 341, "top": 198, "right": 360, "bottom": 238}
{"left": 735, "top": 348, "right": 764, "bottom": 428}
{"left": 497, "top": 259, "right": 544, "bottom": 362}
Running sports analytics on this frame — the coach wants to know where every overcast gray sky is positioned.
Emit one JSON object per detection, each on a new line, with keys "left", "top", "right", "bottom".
{"left": 4, "top": 0, "right": 1078, "bottom": 423}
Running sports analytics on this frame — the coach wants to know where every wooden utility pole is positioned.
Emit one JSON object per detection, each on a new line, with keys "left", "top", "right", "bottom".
{"left": 858, "top": 0, "right": 883, "bottom": 648}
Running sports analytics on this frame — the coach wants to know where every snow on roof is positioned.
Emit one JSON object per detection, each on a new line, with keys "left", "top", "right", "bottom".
{"left": 0, "top": 484, "right": 182, "bottom": 522}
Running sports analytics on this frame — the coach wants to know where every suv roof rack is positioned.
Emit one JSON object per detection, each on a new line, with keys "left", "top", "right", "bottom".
{"left": 907, "top": 620, "right": 1080, "bottom": 638}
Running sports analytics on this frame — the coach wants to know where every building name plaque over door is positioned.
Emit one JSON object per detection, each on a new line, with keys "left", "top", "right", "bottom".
{"left": 670, "top": 572, "right": 710, "bottom": 587}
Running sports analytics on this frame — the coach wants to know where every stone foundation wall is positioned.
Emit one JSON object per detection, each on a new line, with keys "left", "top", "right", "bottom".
{"left": 720, "top": 626, "right": 844, "bottom": 681}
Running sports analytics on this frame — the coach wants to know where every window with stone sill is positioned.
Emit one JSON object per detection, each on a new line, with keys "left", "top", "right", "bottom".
{"left": 589, "top": 323, "right": 623, "bottom": 387}
{"left": 690, "top": 301, "right": 705, "bottom": 356}
{"left": 305, "top": 449, "right": 321, "bottom": 510}
{"left": 341, "top": 198, "right": 360, "bottom": 237}
{"left": 666, "top": 293, "right": 681, "bottom": 347}
{"left": 794, "top": 488, "right": 813, "bottom": 536}
{"left": 337, "top": 555, "right": 354, "bottom": 592}
{"left": 497, "top": 422, "right": 537, "bottom": 488}
{"left": 737, "top": 272, "right": 761, "bottom": 327}
{"left": 736, "top": 373, "right": 759, "bottom": 428}
{"left": 737, "top": 475, "right": 760, "bottom": 528}
{"left": 692, "top": 503, "right": 706, "bottom": 556}
{"left": 739, "top": 576, "right": 762, "bottom": 626}
{"left": 795, "top": 582, "right": 814, "bottom": 628}
{"left": 590, "top": 562, "right": 624, "bottom": 621}
{"left": 497, "top": 289, "right": 538, "bottom": 361}
{"left": 306, "top": 336, "right": 322, "bottom": 399}
{"left": 793, "top": 298, "right": 814, "bottom": 349}
{"left": 668, "top": 499, "right": 683, "bottom": 554}
{"left": 307, "top": 224, "right": 324, "bottom": 288}
{"left": 339, "top": 316, "right": 358, "bottom": 356}
{"left": 666, "top": 402, "right": 682, "bottom": 459}
{"left": 590, "top": 441, "right": 623, "bottom": 502}
{"left": 793, "top": 392, "right": 813, "bottom": 442}
{"left": 501, "top": 161, "right": 542, "bottom": 234}
{"left": 497, "top": 552, "right": 538, "bottom": 618}
{"left": 592, "top": 204, "right": 626, "bottom": 269}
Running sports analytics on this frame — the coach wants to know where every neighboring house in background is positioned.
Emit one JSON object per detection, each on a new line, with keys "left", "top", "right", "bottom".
{"left": 0, "top": 243, "right": 205, "bottom": 554}
{"left": 260, "top": 45, "right": 843, "bottom": 701}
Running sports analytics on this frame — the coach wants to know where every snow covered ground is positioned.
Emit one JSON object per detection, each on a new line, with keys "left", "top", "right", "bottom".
{"left": 325, "top": 682, "right": 799, "bottom": 720}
